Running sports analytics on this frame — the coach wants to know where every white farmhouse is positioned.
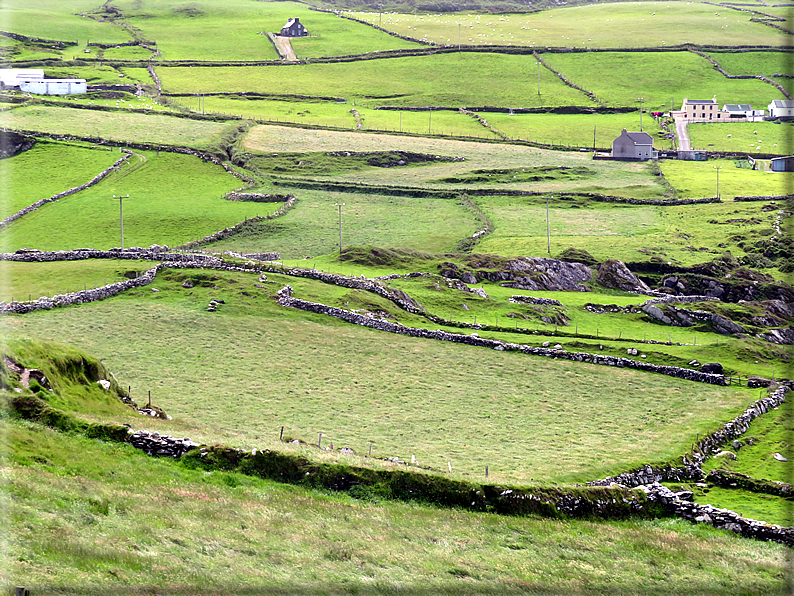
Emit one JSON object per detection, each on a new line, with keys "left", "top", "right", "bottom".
{"left": 768, "top": 100, "right": 794, "bottom": 119}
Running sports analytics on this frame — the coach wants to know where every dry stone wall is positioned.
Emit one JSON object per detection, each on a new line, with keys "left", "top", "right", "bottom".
{"left": 276, "top": 285, "right": 726, "bottom": 385}
{"left": 0, "top": 150, "right": 132, "bottom": 229}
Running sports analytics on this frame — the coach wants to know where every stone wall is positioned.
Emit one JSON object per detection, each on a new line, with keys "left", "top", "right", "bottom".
{"left": 0, "top": 150, "right": 132, "bottom": 229}
{"left": 276, "top": 285, "right": 726, "bottom": 385}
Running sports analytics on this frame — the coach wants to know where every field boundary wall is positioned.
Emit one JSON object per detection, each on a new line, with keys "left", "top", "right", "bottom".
{"left": 0, "top": 150, "right": 133, "bottom": 229}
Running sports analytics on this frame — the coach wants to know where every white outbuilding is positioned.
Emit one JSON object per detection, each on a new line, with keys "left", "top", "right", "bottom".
{"left": 19, "top": 78, "right": 87, "bottom": 95}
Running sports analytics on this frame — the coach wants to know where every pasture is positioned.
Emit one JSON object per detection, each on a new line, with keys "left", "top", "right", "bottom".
{"left": 659, "top": 157, "right": 791, "bottom": 199}
{"left": 0, "top": 0, "right": 130, "bottom": 44}
{"left": 0, "top": 140, "right": 121, "bottom": 221}
{"left": 709, "top": 51, "right": 794, "bottom": 78}
{"left": 349, "top": 3, "right": 789, "bottom": 49}
{"left": 6, "top": 419, "right": 788, "bottom": 595}
{"left": 0, "top": 151, "right": 263, "bottom": 251}
{"left": 686, "top": 121, "right": 793, "bottom": 155}
{"left": 5, "top": 266, "right": 757, "bottom": 484}
{"left": 0, "top": 105, "right": 238, "bottom": 149}
{"left": 540, "top": 51, "right": 786, "bottom": 111}
{"left": 474, "top": 191, "right": 782, "bottom": 264}
{"left": 153, "top": 53, "right": 594, "bottom": 108}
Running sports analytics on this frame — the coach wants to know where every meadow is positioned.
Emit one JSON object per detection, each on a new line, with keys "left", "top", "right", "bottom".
{"left": 659, "top": 157, "right": 791, "bottom": 199}
{"left": 0, "top": 0, "right": 130, "bottom": 45}
{"left": 540, "top": 51, "right": 786, "bottom": 111}
{"left": 153, "top": 53, "right": 595, "bottom": 108}
{"left": 241, "top": 124, "right": 664, "bottom": 199}
{"left": 115, "top": 0, "right": 420, "bottom": 61}
{"left": 0, "top": 259, "right": 149, "bottom": 303}
{"left": 686, "top": 121, "right": 793, "bottom": 155}
{"left": 0, "top": 105, "right": 238, "bottom": 149}
{"left": 0, "top": 140, "right": 121, "bottom": 221}
{"left": 0, "top": 151, "right": 267, "bottom": 251}
{"left": 482, "top": 111, "right": 665, "bottom": 149}
{"left": 5, "top": 418, "right": 788, "bottom": 595}
{"left": 4, "top": 267, "right": 758, "bottom": 484}
{"left": 709, "top": 51, "right": 794, "bottom": 78}
{"left": 348, "top": 2, "right": 788, "bottom": 49}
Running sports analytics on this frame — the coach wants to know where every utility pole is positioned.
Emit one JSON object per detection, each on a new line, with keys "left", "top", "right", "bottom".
{"left": 714, "top": 166, "right": 722, "bottom": 200}
{"left": 537, "top": 61, "right": 541, "bottom": 96}
{"left": 335, "top": 202, "right": 345, "bottom": 254}
{"left": 378, "top": 4, "right": 383, "bottom": 27}
{"left": 593, "top": 125, "right": 596, "bottom": 152}
{"left": 458, "top": 23, "right": 461, "bottom": 51}
{"left": 546, "top": 194, "right": 551, "bottom": 254}
{"left": 638, "top": 97, "right": 644, "bottom": 131}
{"left": 112, "top": 194, "right": 129, "bottom": 249}
{"left": 428, "top": 109, "right": 431, "bottom": 134}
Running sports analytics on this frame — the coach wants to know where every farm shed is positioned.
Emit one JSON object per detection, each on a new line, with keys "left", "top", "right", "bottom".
{"left": 612, "top": 129, "right": 655, "bottom": 161}
{"left": 677, "top": 150, "right": 708, "bottom": 161}
{"left": 680, "top": 98, "right": 728, "bottom": 121}
{"left": 722, "top": 104, "right": 765, "bottom": 122}
{"left": 0, "top": 68, "right": 44, "bottom": 88}
{"left": 281, "top": 17, "right": 308, "bottom": 37}
{"left": 19, "top": 78, "right": 86, "bottom": 95}
{"left": 770, "top": 156, "right": 794, "bottom": 172}
{"left": 768, "top": 100, "right": 794, "bottom": 119}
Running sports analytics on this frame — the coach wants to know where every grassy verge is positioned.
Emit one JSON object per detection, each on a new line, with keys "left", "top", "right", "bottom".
{"left": 6, "top": 418, "right": 789, "bottom": 595}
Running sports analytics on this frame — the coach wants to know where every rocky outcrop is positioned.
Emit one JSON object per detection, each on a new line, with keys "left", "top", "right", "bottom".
{"left": 596, "top": 260, "right": 650, "bottom": 293}
{"left": 0, "top": 130, "right": 34, "bottom": 158}
{"left": 492, "top": 257, "right": 592, "bottom": 292}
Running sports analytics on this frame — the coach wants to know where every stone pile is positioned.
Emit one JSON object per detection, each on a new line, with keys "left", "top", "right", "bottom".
{"left": 509, "top": 295, "right": 562, "bottom": 306}
{"left": 127, "top": 429, "right": 199, "bottom": 458}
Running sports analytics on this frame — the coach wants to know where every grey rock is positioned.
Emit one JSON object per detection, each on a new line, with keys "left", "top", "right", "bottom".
{"left": 700, "top": 362, "right": 723, "bottom": 375}
{"left": 596, "top": 259, "right": 651, "bottom": 293}
{"left": 460, "top": 271, "right": 477, "bottom": 284}
{"left": 642, "top": 304, "right": 672, "bottom": 325}
{"left": 711, "top": 314, "right": 746, "bottom": 335}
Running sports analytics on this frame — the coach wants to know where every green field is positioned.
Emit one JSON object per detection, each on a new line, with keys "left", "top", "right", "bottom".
{"left": 709, "top": 51, "right": 794, "bottom": 78}
{"left": 349, "top": 2, "right": 789, "bottom": 49}
{"left": 0, "top": 105, "right": 237, "bottom": 149}
{"left": 0, "top": 152, "right": 267, "bottom": 251}
{"left": 541, "top": 51, "right": 786, "bottom": 111}
{"left": 0, "top": 0, "right": 131, "bottom": 45}
{"left": 6, "top": 418, "right": 788, "bottom": 595}
{"left": 660, "top": 157, "right": 791, "bottom": 199}
{"left": 0, "top": 260, "right": 150, "bottom": 304}
{"left": 483, "top": 112, "right": 665, "bottom": 149}
{"left": 687, "top": 122, "right": 793, "bottom": 155}
{"left": 5, "top": 267, "right": 758, "bottom": 484}
{"left": 153, "top": 53, "right": 595, "bottom": 108}
{"left": 0, "top": 140, "right": 121, "bottom": 220}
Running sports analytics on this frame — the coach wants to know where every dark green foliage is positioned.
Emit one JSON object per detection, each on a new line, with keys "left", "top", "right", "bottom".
{"left": 338, "top": 245, "right": 436, "bottom": 267}
{"left": 436, "top": 165, "right": 595, "bottom": 184}
{"left": 558, "top": 247, "right": 599, "bottom": 266}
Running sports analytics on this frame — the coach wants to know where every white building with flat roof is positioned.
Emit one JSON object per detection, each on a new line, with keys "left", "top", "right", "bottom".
{"left": 0, "top": 69, "right": 44, "bottom": 87}
{"left": 19, "top": 78, "right": 87, "bottom": 95}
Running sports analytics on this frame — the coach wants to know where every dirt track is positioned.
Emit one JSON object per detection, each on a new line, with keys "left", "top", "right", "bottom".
{"left": 273, "top": 35, "right": 297, "bottom": 61}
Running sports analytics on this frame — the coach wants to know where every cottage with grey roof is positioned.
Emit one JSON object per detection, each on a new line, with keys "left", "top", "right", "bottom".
{"left": 612, "top": 129, "right": 655, "bottom": 161}
{"left": 281, "top": 17, "right": 308, "bottom": 37}
{"left": 768, "top": 100, "right": 794, "bottom": 119}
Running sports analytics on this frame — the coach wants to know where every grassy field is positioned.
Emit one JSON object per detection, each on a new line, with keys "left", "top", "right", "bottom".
{"left": 4, "top": 267, "right": 759, "bottom": 484}
{"left": 5, "top": 419, "right": 789, "bottom": 595}
{"left": 659, "top": 157, "right": 791, "bottom": 199}
{"left": 0, "top": 140, "right": 121, "bottom": 220}
{"left": 154, "top": 53, "right": 595, "bottom": 108}
{"left": 483, "top": 112, "right": 666, "bottom": 149}
{"left": 0, "top": 151, "right": 267, "bottom": 251}
{"left": 116, "top": 0, "right": 420, "bottom": 61}
{"left": 241, "top": 125, "right": 665, "bottom": 198}
{"left": 475, "top": 191, "right": 782, "bottom": 264}
{"left": 0, "top": 105, "right": 238, "bottom": 149}
{"left": 0, "top": 0, "right": 130, "bottom": 45}
{"left": 709, "top": 51, "right": 794, "bottom": 78}
{"left": 0, "top": 259, "right": 149, "bottom": 303}
{"left": 348, "top": 2, "right": 789, "bottom": 49}
{"left": 686, "top": 122, "right": 793, "bottom": 155}
{"left": 207, "top": 187, "right": 477, "bottom": 256}
{"left": 540, "top": 51, "right": 786, "bottom": 111}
